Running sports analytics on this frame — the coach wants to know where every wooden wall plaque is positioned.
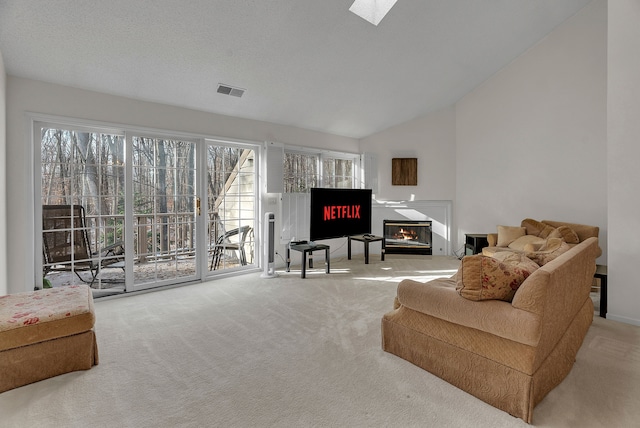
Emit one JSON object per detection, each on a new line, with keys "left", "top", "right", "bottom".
{"left": 392, "top": 158, "right": 417, "bottom": 185}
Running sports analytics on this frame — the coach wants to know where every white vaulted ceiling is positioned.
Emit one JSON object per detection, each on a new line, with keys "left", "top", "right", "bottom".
{"left": 0, "top": 0, "right": 592, "bottom": 138}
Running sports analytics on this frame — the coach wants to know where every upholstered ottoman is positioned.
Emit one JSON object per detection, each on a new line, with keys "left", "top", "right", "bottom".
{"left": 0, "top": 285, "right": 99, "bottom": 393}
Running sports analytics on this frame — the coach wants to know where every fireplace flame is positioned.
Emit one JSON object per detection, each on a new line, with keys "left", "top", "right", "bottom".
{"left": 396, "top": 228, "right": 418, "bottom": 241}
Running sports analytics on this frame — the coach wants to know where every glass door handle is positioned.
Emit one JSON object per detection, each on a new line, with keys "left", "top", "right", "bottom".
{"left": 196, "top": 197, "right": 201, "bottom": 216}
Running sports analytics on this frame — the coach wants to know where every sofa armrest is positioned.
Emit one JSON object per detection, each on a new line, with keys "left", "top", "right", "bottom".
{"left": 487, "top": 233, "right": 498, "bottom": 247}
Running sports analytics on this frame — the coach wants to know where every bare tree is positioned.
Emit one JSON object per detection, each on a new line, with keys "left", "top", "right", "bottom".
{"left": 75, "top": 132, "right": 100, "bottom": 214}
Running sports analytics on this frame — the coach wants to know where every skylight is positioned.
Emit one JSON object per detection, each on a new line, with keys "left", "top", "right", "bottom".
{"left": 349, "top": 0, "right": 398, "bottom": 26}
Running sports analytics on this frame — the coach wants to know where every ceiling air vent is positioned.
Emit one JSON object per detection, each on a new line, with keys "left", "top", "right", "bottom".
{"left": 217, "top": 83, "right": 245, "bottom": 98}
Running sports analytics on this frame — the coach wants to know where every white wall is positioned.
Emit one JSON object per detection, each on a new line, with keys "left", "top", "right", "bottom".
{"left": 364, "top": 0, "right": 638, "bottom": 325}
{"left": 0, "top": 51, "right": 7, "bottom": 295}
{"left": 359, "top": 1, "right": 607, "bottom": 262}
{"left": 360, "top": 105, "right": 457, "bottom": 202}
{"left": 455, "top": 0, "right": 607, "bottom": 263}
{"left": 607, "top": 0, "right": 640, "bottom": 325}
{"left": 5, "top": 77, "right": 358, "bottom": 293}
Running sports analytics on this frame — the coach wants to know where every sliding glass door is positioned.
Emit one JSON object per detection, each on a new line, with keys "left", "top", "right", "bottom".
{"left": 130, "top": 136, "right": 198, "bottom": 290}
{"left": 39, "top": 125, "right": 126, "bottom": 293}
{"left": 36, "top": 121, "right": 259, "bottom": 295}
{"left": 205, "top": 142, "right": 256, "bottom": 273}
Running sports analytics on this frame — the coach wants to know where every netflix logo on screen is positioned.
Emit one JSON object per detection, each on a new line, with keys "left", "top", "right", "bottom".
{"left": 310, "top": 188, "right": 372, "bottom": 241}
{"left": 323, "top": 205, "right": 361, "bottom": 220}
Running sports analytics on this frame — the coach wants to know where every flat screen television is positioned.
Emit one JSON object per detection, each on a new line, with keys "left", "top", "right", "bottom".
{"left": 309, "top": 188, "right": 372, "bottom": 241}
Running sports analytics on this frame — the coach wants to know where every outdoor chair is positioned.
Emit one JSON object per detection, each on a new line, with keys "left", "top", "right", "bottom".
{"left": 210, "top": 225, "right": 253, "bottom": 270}
{"left": 42, "top": 204, "right": 125, "bottom": 286}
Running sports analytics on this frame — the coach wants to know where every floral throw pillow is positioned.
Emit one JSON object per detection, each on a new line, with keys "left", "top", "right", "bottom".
{"left": 456, "top": 254, "right": 539, "bottom": 302}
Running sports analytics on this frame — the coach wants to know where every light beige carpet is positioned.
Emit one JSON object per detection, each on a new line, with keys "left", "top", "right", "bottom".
{"left": 1, "top": 255, "right": 639, "bottom": 427}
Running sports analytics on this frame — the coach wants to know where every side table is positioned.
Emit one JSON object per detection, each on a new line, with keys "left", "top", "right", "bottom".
{"left": 286, "top": 242, "right": 330, "bottom": 279}
{"left": 348, "top": 234, "right": 383, "bottom": 264}
{"left": 594, "top": 264, "right": 607, "bottom": 318}
{"left": 465, "top": 234, "right": 489, "bottom": 255}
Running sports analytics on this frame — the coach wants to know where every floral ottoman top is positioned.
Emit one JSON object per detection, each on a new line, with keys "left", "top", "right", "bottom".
{"left": 0, "top": 285, "right": 95, "bottom": 351}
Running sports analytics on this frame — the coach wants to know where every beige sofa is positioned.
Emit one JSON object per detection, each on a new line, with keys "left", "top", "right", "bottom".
{"left": 381, "top": 237, "right": 600, "bottom": 423}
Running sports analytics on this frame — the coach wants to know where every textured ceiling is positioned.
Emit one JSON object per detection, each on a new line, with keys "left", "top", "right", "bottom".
{"left": 0, "top": 0, "right": 591, "bottom": 139}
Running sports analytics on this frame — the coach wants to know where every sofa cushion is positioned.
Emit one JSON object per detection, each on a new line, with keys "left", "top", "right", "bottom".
{"left": 541, "top": 220, "right": 598, "bottom": 242}
{"left": 523, "top": 242, "right": 543, "bottom": 252}
{"left": 538, "top": 224, "right": 557, "bottom": 239}
{"left": 521, "top": 218, "right": 547, "bottom": 236}
{"left": 497, "top": 226, "right": 526, "bottom": 247}
{"left": 396, "top": 277, "right": 542, "bottom": 346}
{"left": 507, "top": 235, "right": 546, "bottom": 251}
{"left": 539, "top": 237, "right": 563, "bottom": 251}
{"left": 521, "top": 218, "right": 556, "bottom": 238}
{"left": 526, "top": 239, "right": 571, "bottom": 266}
{"left": 456, "top": 254, "right": 539, "bottom": 302}
{"left": 542, "top": 220, "right": 602, "bottom": 258}
{"left": 548, "top": 225, "right": 580, "bottom": 244}
{"left": 490, "top": 251, "right": 535, "bottom": 265}
{"left": 0, "top": 285, "right": 95, "bottom": 352}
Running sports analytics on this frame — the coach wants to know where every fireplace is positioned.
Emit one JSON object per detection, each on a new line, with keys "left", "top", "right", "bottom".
{"left": 382, "top": 220, "right": 432, "bottom": 259}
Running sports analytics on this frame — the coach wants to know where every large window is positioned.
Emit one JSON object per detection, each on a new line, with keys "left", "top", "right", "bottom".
{"left": 322, "top": 156, "right": 354, "bottom": 188}
{"left": 280, "top": 147, "right": 360, "bottom": 242}
{"left": 283, "top": 149, "right": 357, "bottom": 192}
{"left": 283, "top": 152, "right": 318, "bottom": 193}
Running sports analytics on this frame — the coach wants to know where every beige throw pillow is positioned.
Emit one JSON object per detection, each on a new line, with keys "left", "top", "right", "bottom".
{"left": 521, "top": 218, "right": 547, "bottom": 236}
{"left": 539, "top": 237, "right": 563, "bottom": 252}
{"left": 538, "top": 224, "right": 557, "bottom": 239}
{"left": 497, "top": 225, "right": 526, "bottom": 247}
{"left": 520, "top": 218, "right": 555, "bottom": 238}
{"left": 548, "top": 225, "right": 580, "bottom": 244}
{"left": 507, "top": 235, "right": 546, "bottom": 251}
{"left": 525, "top": 239, "right": 571, "bottom": 265}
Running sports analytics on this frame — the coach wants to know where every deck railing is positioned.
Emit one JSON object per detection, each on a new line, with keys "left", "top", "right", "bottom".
{"left": 84, "top": 212, "right": 253, "bottom": 263}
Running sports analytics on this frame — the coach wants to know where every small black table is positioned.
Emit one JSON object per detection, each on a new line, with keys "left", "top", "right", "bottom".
{"left": 465, "top": 234, "right": 489, "bottom": 255}
{"left": 286, "top": 243, "right": 330, "bottom": 279}
{"left": 594, "top": 264, "right": 607, "bottom": 318}
{"left": 348, "top": 234, "right": 383, "bottom": 264}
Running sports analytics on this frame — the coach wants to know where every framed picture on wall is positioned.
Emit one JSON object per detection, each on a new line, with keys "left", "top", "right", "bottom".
{"left": 392, "top": 158, "right": 417, "bottom": 185}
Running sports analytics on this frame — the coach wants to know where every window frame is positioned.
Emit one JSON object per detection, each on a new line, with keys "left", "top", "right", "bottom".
{"left": 283, "top": 146, "right": 360, "bottom": 193}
